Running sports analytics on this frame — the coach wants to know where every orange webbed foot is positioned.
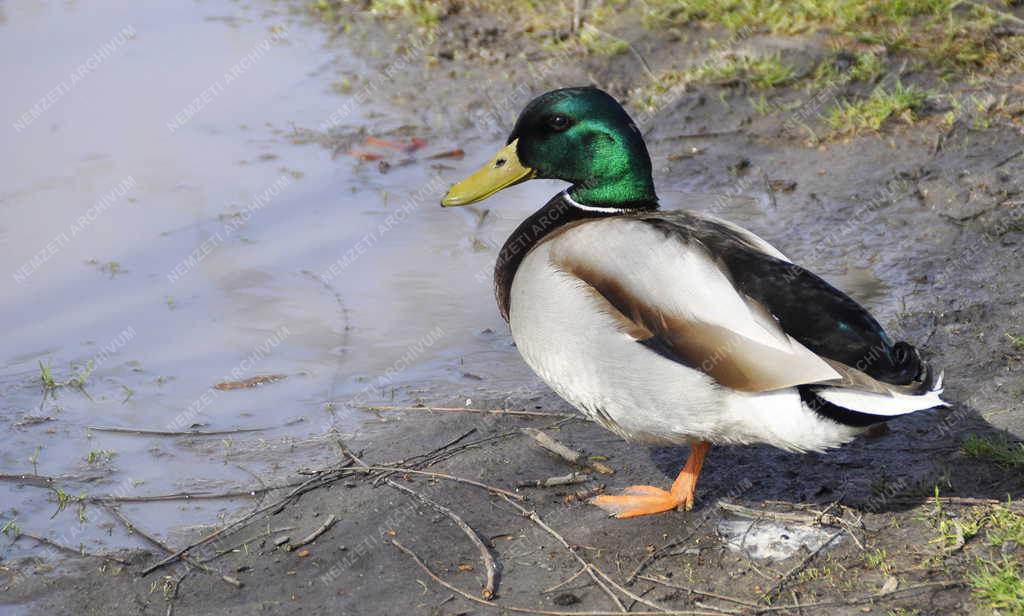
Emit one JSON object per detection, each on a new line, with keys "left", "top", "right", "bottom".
{"left": 590, "top": 485, "right": 693, "bottom": 518}
{"left": 589, "top": 441, "right": 712, "bottom": 519}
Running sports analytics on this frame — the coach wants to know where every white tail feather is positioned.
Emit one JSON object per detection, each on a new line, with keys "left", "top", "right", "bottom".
{"left": 817, "top": 377, "right": 948, "bottom": 416}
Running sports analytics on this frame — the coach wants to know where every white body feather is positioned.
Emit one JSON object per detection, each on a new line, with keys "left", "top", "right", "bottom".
{"left": 508, "top": 212, "right": 945, "bottom": 452}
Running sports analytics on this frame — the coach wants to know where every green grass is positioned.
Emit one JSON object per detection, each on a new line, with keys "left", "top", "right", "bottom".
{"left": 655, "top": 52, "right": 796, "bottom": 92}
{"left": 971, "top": 558, "right": 1024, "bottom": 612}
{"left": 86, "top": 450, "right": 117, "bottom": 464}
{"left": 577, "top": 24, "right": 630, "bottom": 56}
{"left": 641, "top": 0, "right": 957, "bottom": 35}
{"left": 963, "top": 434, "right": 1024, "bottom": 469}
{"left": 641, "top": 0, "right": 1024, "bottom": 75}
{"left": 39, "top": 360, "right": 57, "bottom": 390}
{"left": 39, "top": 359, "right": 94, "bottom": 400}
{"left": 865, "top": 547, "right": 892, "bottom": 573}
{"left": 49, "top": 486, "right": 87, "bottom": 521}
{"left": 811, "top": 51, "right": 885, "bottom": 88}
{"left": 1007, "top": 333, "right": 1024, "bottom": 350}
{"left": 825, "top": 82, "right": 929, "bottom": 135}
{"left": 1, "top": 519, "right": 20, "bottom": 538}
{"left": 982, "top": 505, "right": 1024, "bottom": 548}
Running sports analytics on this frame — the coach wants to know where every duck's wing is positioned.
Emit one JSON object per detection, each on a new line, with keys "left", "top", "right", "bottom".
{"left": 544, "top": 213, "right": 937, "bottom": 403}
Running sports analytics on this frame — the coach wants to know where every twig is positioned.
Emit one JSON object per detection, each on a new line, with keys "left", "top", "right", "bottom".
{"left": 142, "top": 451, "right": 523, "bottom": 576}
{"left": 499, "top": 494, "right": 671, "bottom": 613}
{"left": 753, "top": 580, "right": 964, "bottom": 613}
{"left": 13, "top": 530, "right": 131, "bottom": 565}
{"left": 718, "top": 502, "right": 844, "bottom": 527}
{"left": 363, "top": 405, "right": 574, "bottom": 419}
{"left": 200, "top": 526, "right": 297, "bottom": 563}
{"left": 855, "top": 495, "right": 1024, "bottom": 509}
{"left": 500, "top": 494, "right": 625, "bottom": 611}
{"left": 516, "top": 472, "right": 590, "bottom": 488}
{"left": 543, "top": 565, "right": 588, "bottom": 593}
{"left": 626, "top": 509, "right": 713, "bottom": 584}
{"left": 89, "top": 481, "right": 307, "bottom": 504}
{"left": 386, "top": 480, "right": 498, "bottom": 598}
{"left": 141, "top": 461, "right": 355, "bottom": 576}
{"left": 993, "top": 148, "right": 1023, "bottom": 168}
{"left": 760, "top": 530, "right": 843, "bottom": 602}
{"left": 390, "top": 539, "right": 722, "bottom": 616}
{"left": 521, "top": 428, "right": 614, "bottom": 474}
{"left": 353, "top": 466, "right": 524, "bottom": 500}
{"left": 86, "top": 425, "right": 268, "bottom": 436}
{"left": 0, "top": 473, "right": 56, "bottom": 487}
{"left": 285, "top": 514, "right": 337, "bottom": 552}
{"left": 581, "top": 24, "right": 661, "bottom": 87}
{"left": 367, "top": 428, "right": 477, "bottom": 486}
{"left": 403, "top": 429, "right": 522, "bottom": 473}
{"left": 639, "top": 575, "right": 758, "bottom": 609}
{"left": 103, "top": 504, "right": 242, "bottom": 588}
{"left": 344, "top": 448, "right": 498, "bottom": 599}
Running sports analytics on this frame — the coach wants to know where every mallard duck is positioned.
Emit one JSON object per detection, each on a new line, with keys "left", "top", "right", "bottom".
{"left": 441, "top": 87, "right": 946, "bottom": 518}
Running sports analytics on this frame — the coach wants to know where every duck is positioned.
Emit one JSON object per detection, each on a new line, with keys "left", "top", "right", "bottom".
{"left": 440, "top": 86, "right": 946, "bottom": 518}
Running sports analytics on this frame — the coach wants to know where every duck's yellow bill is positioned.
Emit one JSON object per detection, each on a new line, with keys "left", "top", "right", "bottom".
{"left": 441, "top": 139, "right": 535, "bottom": 207}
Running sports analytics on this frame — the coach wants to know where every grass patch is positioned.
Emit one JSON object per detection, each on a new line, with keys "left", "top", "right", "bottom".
{"left": 971, "top": 558, "right": 1024, "bottom": 612}
{"left": 656, "top": 52, "right": 796, "bottom": 91}
{"left": 865, "top": 547, "right": 892, "bottom": 573}
{"left": 641, "top": 0, "right": 956, "bottom": 35}
{"left": 86, "top": 450, "right": 117, "bottom": 464}
{"left": 1, "top": 519, "right": 20, "bottom": 538}
{"left": 38, "top": 359, "right": 93, "bottom": 399}
{"left": 641, "top": 0, "right": 1024, "bottom": 75}
{"left": 825, "top": 82, "right": 929, "bottom": 135}
{"left": 962, "top": 434, "right": 1024, "bottom": 469}
{"left": 811, "top": 51, "right": 885, "bottom": 88}
{"left": 577, "top": 24, "right": 629, "bottom": 56}
{"left": 925, "top": 490, "right": 1024, "bottom": 558}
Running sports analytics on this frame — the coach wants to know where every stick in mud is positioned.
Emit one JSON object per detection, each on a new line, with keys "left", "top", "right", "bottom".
{"left": 86, "top": 425, "right": 269, "bottom": 436}
{"left": 363, "top": 404, "right": 575, "bottom": 419}
{"left": 515, "top": 472, "right": 589, "bottom": 489}
{"left": 343, "top": 446, "right": 499, "bottom": 598}
{"left": 102, "top": 504, "right": 243, "bottom": 588}
{"left": 520, "top": 428, "right": 614, "bottom": 474}
{"left": 284, "top": 514, "right": 337, "bottom": 552}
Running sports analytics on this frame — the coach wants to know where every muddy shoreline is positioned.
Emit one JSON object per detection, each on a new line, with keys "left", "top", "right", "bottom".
{"left": 5, "top": 2, "right": 1024, "bottom": 614}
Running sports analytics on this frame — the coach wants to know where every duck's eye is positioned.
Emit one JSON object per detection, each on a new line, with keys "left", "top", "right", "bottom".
{"left": 546, "top": 114, "right": 571, "bottom": 131}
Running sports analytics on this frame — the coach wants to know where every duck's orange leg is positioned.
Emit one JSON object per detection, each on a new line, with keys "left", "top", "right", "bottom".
{"left": 591, "top": 441, "right": 712, "bottom": 518}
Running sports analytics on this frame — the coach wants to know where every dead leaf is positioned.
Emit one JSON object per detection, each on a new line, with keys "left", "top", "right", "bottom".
{"left": 365, "top": 136, "right": 406, "bottom": 151}
{"left": 349, "top": 149, "right": 384, "bottom": 161}
{"left": 427, "top": 148, "right": 465, "bottom": 160}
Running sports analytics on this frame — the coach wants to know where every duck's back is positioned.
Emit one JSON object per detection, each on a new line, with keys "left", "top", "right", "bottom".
{"left": 506, "top": 209, "right": 941, "bottom": 449}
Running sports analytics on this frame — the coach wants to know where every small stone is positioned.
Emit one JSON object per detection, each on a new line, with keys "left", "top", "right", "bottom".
{"left": 553, "top": 593, "right": 580, "bottom": 606}
{"left": 297, "top": 549, "right": 311, "bottom": 558}
{"left": 880, "top": 575, "right": 899, "bottom": 594}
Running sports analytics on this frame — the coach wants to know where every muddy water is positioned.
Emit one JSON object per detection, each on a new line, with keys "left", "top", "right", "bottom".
{"left": 0, "top": 1, "right": 557, "bottom": 558}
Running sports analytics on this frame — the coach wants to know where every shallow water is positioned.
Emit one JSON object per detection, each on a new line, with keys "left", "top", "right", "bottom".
{"left": 0, "top": 1, "right": 898, "bottom": 562}
{"left": 0, "top": 0, "right": 555, "bottom": 557}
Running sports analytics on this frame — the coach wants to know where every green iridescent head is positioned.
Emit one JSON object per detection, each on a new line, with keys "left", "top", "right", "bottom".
{"left": 441, "top": 87, "right": 658, "bottom": 209}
